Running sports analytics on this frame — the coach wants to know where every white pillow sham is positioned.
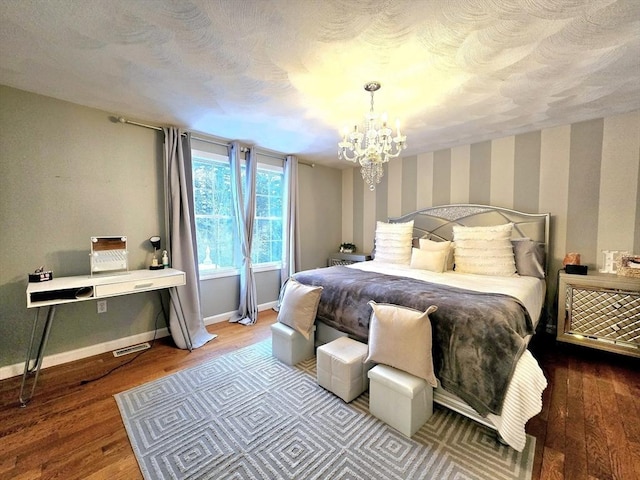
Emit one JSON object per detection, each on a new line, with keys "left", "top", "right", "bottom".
{"left": 453, "top": 223, "right": 516, "bottom": 276}
{"left": 365, "top": 301, "right": 438, "bottom": 387}
{"left": 277, "top": 279, "right": 323, "bottom": 339}
{"left": 410, "top": 247, "right": 448, "bottom": 273}
{"left": 373, "top": 220, "right": 413, "bottom": 265}
{"left": 419, "top": 238, "right": 454, "bottom": 271}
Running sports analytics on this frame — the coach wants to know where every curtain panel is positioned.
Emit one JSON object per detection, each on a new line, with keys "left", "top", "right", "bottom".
{"left": 163, "top": 128, "right": 216, "bottom": 349}
{"left": 228, "top": 141, "right": 259, "bottom": 325}
{"left": 281, "top": 154, "right": 300, "bottom": 285}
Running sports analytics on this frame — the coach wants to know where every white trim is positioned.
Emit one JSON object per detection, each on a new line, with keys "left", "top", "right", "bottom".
{"left": 199, "top": 263, "right": 282, "bottom": 281}
{"left": 202, "top": 301, "right": 278, "bottom": 326}
{"left": 0, "top": 327, "right": 169, "bottom": 381}
{"left": 0, "top": 301, "right": 279, "bottom": 381}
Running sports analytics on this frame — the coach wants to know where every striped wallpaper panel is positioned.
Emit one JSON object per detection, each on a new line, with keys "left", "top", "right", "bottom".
{"left": 343, "top": 110, "right": 640, "bottom": 277}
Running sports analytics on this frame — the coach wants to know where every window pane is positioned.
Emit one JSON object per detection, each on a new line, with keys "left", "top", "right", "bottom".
{"left": 256, "top": 194, "right": 269, "bottom": 217}
{"left": 193, "top": 161, "right": 214, "bottom": 216}
{"left": 251, "top": 168, "right": 284, "bottom": 265}
{"left": 193, "top": 149, "right": 285, "bottom": 274}
{"left": 193, "top": 152, "right": 237, "bottom": 271}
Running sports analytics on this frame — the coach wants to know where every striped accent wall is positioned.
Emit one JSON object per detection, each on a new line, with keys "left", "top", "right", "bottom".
{"left": 342, "top": 110, "right": 640, "bottom": 313}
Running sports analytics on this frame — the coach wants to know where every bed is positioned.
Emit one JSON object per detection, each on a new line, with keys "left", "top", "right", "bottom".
{"left": 293, "top": 204, "right": 550, "bottom": 452}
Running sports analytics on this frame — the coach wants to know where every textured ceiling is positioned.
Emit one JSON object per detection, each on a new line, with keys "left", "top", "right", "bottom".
{"left": 1, "top": 0, "right": 639, "bottom": 168}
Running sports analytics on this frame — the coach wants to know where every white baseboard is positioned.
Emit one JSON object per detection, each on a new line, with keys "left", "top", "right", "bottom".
{"left": 0, "top": 301, "right": 278, "bottom": 381}
{"left": 202, "top": 301, "right": 277, "bottom": 326}
{"left": 0, "top": 327, "right": 170, "bottom": 381}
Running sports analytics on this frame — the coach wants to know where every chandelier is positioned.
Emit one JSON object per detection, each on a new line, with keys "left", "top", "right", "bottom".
{"left": 338, "top": 81, "right": 407, "bottom": 190}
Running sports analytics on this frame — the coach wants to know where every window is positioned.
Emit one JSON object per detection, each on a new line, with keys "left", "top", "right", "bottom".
{"left": 253, "top": 164, "right": 284, "bottom": 266}
{"left": 192, "top": 148, "right": 285, "bottom": 278}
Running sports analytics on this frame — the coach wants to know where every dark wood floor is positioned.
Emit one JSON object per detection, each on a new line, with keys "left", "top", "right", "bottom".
{"left": 0, "top": 310, "right": 638, "bottom": 480}
{"left": 527, "top": 335, "right": 640, "bottom": 480}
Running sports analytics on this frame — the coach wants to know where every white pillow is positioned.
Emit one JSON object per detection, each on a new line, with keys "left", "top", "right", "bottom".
{"left": 373, "top": 221, "right": 413, "bottom": 265}
{"left": 453, "top": 223, "right": 516, "bottom": 276}
{"left": 277, "top": 279, "right": 323, "bottom": 339}
{"left": 365, "top": 301, "right": 438, "bottom": 387}
{"left": 419, "top": 238, "right": 454, "bottom": 271}
{"left": 410, "top": 247, "right": 448, "bottom": 273}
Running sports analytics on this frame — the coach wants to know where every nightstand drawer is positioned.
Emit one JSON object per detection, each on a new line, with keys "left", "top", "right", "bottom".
{"left": 566, "top": 286, "right": 640, "bottom": 344}
{"left": 557, "top": 271, "right": 640, "bottom": 357}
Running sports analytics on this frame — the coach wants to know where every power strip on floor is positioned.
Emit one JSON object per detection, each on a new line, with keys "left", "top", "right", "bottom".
{"left": 112, "top": 342, "right": 151, "bottom": 357}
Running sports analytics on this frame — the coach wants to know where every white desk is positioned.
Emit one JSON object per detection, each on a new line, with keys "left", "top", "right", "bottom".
{"left": 21, "top": 268, "right": 187, "bottom": 406}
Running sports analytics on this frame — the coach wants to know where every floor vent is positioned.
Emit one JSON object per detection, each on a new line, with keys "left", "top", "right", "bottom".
{"left": 113, "top": 342, "right": 151, "bottom": 357}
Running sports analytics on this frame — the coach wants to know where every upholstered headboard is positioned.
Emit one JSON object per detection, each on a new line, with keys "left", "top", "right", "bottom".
{"left": 389, "top": 204, "right": 550, "bottom": 273}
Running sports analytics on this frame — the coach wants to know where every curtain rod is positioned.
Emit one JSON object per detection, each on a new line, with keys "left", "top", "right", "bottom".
{"left": 117, "top": 116, "right": 314, "bottom": 167}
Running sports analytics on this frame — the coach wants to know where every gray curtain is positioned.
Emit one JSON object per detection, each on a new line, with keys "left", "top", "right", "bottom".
{"left": 281, "top": 154, "right": 300, "bottom": 286}
{"left": 163, "top": 127, "right": 216, "bottom": 349}
{"left": 228, "top": 141, "right": 258, "bottom": 325}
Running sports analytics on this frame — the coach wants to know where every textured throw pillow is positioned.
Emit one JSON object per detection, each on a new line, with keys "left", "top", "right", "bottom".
{"left": 277, "top": 279, "right": 323, "bottom": 340}
{"left": 365, "top": 301, "right": 438, "bottom": 387}
{"left": 410, "top": 247, "right": 448, "bottom": 273}
{"left": 419, "top": 238, "right": 454, "bottom": 271}
{"left": 512, "top": 239, "right": 546, "bottom": 279}
{"left": 372, "top": 221, "right": 414, "bottom": 265}
{"left": 453, "top": 223, "right": 516, "bottom": 276}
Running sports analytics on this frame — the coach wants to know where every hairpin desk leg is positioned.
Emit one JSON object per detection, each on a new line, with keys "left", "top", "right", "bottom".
{"left": 169, "top": 287, "right": 193, "bottom": 352}
{"left": 19, "top": 305, "right": 56, "bottom": 407}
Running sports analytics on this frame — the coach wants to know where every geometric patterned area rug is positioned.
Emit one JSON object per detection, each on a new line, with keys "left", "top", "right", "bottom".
{"left": 115, "top": 340, "right": 534, "bottom": 480}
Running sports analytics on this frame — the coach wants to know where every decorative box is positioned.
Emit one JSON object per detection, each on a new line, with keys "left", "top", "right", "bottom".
{"left": 617, "top": 255, "right": 640, "bottom": 278}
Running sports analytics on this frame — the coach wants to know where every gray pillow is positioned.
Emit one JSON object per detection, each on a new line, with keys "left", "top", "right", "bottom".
{"left": 512, "top": 239, "right": 546, "bottom": 279}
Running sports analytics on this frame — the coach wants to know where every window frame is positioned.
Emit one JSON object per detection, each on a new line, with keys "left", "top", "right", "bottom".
{"left": 192, "top": 148, "right": 285, "bottom": 280}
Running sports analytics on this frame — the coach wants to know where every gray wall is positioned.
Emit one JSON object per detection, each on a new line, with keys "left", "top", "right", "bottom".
{"left": 0, "top": 86, "right": 342, "bottom": 369}
{"left": 342, "top": 110, "right": 640, "bottom": 323}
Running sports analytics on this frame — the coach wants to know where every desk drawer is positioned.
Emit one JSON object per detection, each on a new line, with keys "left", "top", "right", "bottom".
{"left": 95, "top": 273, "right": 185, "bottom": 297}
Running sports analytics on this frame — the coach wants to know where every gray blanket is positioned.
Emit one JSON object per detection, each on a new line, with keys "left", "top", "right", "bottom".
{"left": 293, "top": 266, "right": 534, "bottom": 416}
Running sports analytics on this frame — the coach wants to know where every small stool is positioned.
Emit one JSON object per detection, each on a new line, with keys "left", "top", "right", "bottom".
{"left": 368, "top": 364, "right": 433, "bottom": 437}
{"left": 316, "top": 337, "right": 371, "bottom": 402}
{"left": 271, "top": 322, "right": 315, "bottom": 365}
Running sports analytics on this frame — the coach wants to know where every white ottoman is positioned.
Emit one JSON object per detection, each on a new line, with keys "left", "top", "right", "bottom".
{"left": 368, "top": 364, "right": 433, "bottom": 437}
{"left": 271, "top": 322, "right": 315, "bottom": 365}
{"left": 316, "top": 337, "right": 371, "bottom": 403}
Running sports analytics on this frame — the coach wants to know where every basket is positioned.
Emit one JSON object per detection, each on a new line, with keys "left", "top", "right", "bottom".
{"left": 617, "top": 255, "right": 640, "bottom": 278}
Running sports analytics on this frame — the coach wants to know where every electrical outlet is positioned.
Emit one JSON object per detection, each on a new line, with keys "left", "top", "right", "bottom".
{"left": 97, "top": 300, "right": 107, "bottom": 314}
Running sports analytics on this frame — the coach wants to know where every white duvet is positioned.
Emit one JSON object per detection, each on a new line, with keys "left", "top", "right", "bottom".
{"left": 347, "top": 261, "right": 548, "bottom": 451}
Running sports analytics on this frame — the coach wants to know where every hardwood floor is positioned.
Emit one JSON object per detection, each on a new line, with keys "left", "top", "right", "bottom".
{"left": 527, "top": 336, "right": 640, "bottom": 480}
{"left": 1, "top": 311, "right": 638, "bottom": 480}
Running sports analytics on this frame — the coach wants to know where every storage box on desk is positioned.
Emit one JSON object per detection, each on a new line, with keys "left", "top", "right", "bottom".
{"left": 28, "top": 271, "right": 53, "bottom": 282}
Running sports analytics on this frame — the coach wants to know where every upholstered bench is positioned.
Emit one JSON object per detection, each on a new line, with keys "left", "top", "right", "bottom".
{"left": 368, "top": 364, "right": 433, "bottom": 437}
{"left": 316, "top": 337, "right": 371, "bottom": 403}
{"left": 271, "top": 322, "right": 315, "bottom": 366}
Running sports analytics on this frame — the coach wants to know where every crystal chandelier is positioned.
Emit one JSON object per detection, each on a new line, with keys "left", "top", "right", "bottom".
{"left": 338, "top": 81, "right": 407, "bottom": 190}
